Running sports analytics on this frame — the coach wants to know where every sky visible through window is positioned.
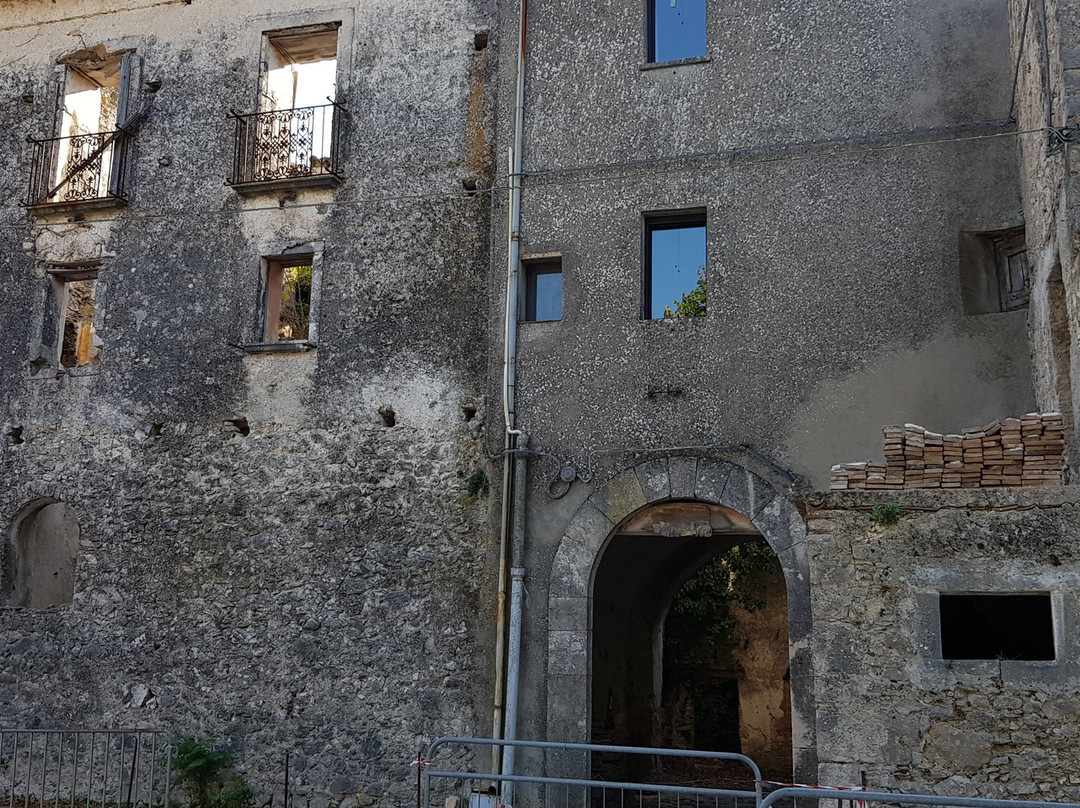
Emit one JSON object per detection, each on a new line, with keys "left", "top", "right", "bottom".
{"left": 532, "top": 271, "right": 562, "bottom": 321}
{"left": 650, "top": 224, "right": 705, "bottom": 319}
{"left": 652, "top": 0, "right": 706, "bottom": 62}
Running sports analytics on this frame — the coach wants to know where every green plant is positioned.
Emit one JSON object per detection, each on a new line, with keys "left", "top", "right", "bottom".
{"left": 465, "top": 469, "right": 489, "bottom": 498}
{"left": 663, "top": 268, "right": 707, "bottom": 319}
{"left": 172, "top": 736, "right": 252, "bottom": 808}
{"left": 665, "top": 541, "right": 779, "bottom": 657}
{"left": 871, "top": 499, "right": 901, "bottom": 526}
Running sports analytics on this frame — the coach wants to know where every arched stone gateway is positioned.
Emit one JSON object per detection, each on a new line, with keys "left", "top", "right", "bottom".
{"left": 546, "top": 456, "right": 817, "bottom": 782}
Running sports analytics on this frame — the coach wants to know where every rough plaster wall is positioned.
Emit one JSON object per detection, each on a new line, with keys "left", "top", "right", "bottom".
{"left": 806, "top": 487, "right": 1080, "bottom": 799}
{"left": 0, "top": 0, "right": 498, "bottom": 803}
{"left": 492, "top": 0, "right": 1033, "bottom": 495}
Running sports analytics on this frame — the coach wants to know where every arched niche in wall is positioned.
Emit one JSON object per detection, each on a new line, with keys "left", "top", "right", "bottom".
{"left": 2, "top": 498, "right": 81, "bottom": 608}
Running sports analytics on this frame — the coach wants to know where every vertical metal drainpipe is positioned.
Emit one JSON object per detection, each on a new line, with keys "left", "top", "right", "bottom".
{"left": 493, "top": 0, "right": 529, "bottom": 784}
{"left": 501, "top": 450, "right": 528, "bottom": 804}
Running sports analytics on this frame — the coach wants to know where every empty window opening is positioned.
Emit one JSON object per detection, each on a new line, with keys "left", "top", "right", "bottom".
{"left": 645, "top": 211, "right": 706, "bottom": 319}
{"left": 939, "top": 593, "right": 1054, "bottom": 661}
{"left": 7, "top": 426, "right": 24, "bottom": 445}
{"left": 474, "top": 31, "right": 490, "bottom": 51}
{"left": 522, "top": 256, "right": 563, "bottom": 322}
{"left": 264, "top": 259, "right": 312, "bottom": 341}
{"left": 59, "top": 277, "right": 101, "bottom": 368}
{"left": 41, "top": 267, "right": 102, "bottom": 370}
{"left": 648, "top": 0, "right": 706, "bottom": 63}
{"left": 263, "top": 27, "right": 338, "bottom": 111}
{"left": 379, "top": 407, "right": 396, "bottom": 428}
{"left": 257, "top": 27, "right": 339, "bottom": 178}
{"left": 3, "top": 500, "right": 81, "bottom": 609}
{"left": 958, "top": 226, "right": 1029, "bottom": 314}
{"left": 39, "top": 50, "right": 135, "bottom": 205}
{"left": 462, "top": 405, "right": 478, "bottom": 422}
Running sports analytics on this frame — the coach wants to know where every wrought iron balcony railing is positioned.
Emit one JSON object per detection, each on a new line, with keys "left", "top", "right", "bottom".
{"left": 228, "top": 102, "right": 344, "bottom": 191}
{"left": 26, "top": 128, "right": 132, "bottom": 208}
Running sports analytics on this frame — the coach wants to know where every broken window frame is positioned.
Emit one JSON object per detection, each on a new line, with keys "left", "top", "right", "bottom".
{"left": 245, "top": 244, "right": 324, "bottom": 353}
{"left": 521, "top": 254, "right": 563, "bottom": 322}
{"left": 643, "top": 208, "right": 708, "bottom": 320}
{"left": 35, "top": 265, "right": 104, "bottom": 374}
{"left": 958, "top": 225, "right": 1029, "bottom": 315}
{"left": 27, "top": 48, "right": 139, "bottom": 210}
{"left": 994, "top": 229, "right": 1030, "bottom": 312}
{"left": 228, "top": 21, "right": 346, "bottom": 193}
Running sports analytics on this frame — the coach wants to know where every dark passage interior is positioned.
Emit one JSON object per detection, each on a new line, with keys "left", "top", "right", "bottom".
{"left": 590, "top": 501, "right": 792, "bottom": 785}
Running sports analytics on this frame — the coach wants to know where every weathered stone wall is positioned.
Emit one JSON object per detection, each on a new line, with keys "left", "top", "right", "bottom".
{"left": 806, "top": 487, "right": 1080, "bottom": 799}
{"left": 0, "top": 0, "right": 499, "bottom": 804}
{"left": 1010, "top": 0, "right": 1080, "bottom": 473}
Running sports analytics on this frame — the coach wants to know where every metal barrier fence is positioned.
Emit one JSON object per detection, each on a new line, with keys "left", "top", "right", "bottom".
{"left": 759, "top": 787, "right": 1080, "bottom": 808}
{"left": 420, "top": 738, "right": 762, "bottom": 808}
{"left": 0, "top": 730, "right": 171, "bottom": 808}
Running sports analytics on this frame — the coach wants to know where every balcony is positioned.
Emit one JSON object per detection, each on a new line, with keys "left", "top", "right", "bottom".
{"left": 26, "top": 129, "right": 132, "bottom": 212}
{"left": 227, "top": 102, "right": 344, "bottom": 195}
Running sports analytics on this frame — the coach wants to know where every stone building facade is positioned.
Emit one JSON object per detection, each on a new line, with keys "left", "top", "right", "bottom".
{"left": 0, "top": 1, "right": 498, "bottom": 804}
{"left": 2, "top": 0, "right": 1080, "bottom": 805}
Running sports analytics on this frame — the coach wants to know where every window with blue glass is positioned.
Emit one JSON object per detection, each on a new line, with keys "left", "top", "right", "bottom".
{"left": 523, "top": 256, "right": 563, "bottom": 322}
{"left": 648, "top": 0, "right": 706, "bottom": 63}
{"left": 644, "top": 211, "right": 706, "bottom": 319}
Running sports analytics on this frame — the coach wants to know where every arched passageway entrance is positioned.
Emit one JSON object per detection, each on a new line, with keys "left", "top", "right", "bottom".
{"left": 591, "top": 500, "right": 791, "bottom": 785}
{"left": 545, "top": 457, "right": 816, "bottom": 783}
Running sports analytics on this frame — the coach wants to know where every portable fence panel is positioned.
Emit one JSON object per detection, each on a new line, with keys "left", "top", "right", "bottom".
{"left": 420, "top": 738, "right": 761, "bottom": 808}
{"left": 0, "top": 730, "right": 171, "bottom": 808}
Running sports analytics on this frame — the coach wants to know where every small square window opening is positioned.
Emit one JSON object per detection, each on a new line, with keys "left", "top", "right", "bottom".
{"left": 644, "top": 211, "right": 706, "bottom": 319}
{"left": 958, "top": 226, "right": 1029, "bottom": 314}
{"left": 939, "top": 593, "right": 1054, "bottom": 661}
{"left": 523, "top": 256, "right": 563, "bottom": 322}
{"left": 264, "top": 258, "right": 313, "bottom": 341}
{"left": 648, "top": 0, "right": 706, "bottom": 63}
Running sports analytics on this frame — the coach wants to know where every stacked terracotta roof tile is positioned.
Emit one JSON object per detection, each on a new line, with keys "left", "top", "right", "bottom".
{"left": 829, "top": 413, "right": 1066, "bottom": 490}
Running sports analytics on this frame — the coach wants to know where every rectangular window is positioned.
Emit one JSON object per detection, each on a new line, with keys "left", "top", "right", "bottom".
{"left": 29, "top": 49, "right": 135, "bottom": 206}
{"left": 262, "top": 26, "right": 339, "bottom": 111}
{"left": 231, "top": 24, "right": 342, "bottom": 189}
{"left": 264, "top": 258, "right": 313, "bottom": 341}
{"left": 958, "top": 226, "right": 1029, "bottom": 314}
{"left": 648, "top": 0, "right": 706, "bottom": 63}
{"left": 522, "top": 256, "right": 563, "bottom": 322}
{"left": 939, "top": 593, "right": 1054, "bottom": 661}
{"left": 40, "top": 267, "right": 102, "bottom": 370}
{"left": 644, "top": 210, "right": 706, "bottom": 319}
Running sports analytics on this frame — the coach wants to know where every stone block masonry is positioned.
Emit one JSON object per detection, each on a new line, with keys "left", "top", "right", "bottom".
{"left": 829, "top": 414, "right": 1065, "bottom": 490}
{"left": 803, "top": 486, "right": 1080, "bottom": 800}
